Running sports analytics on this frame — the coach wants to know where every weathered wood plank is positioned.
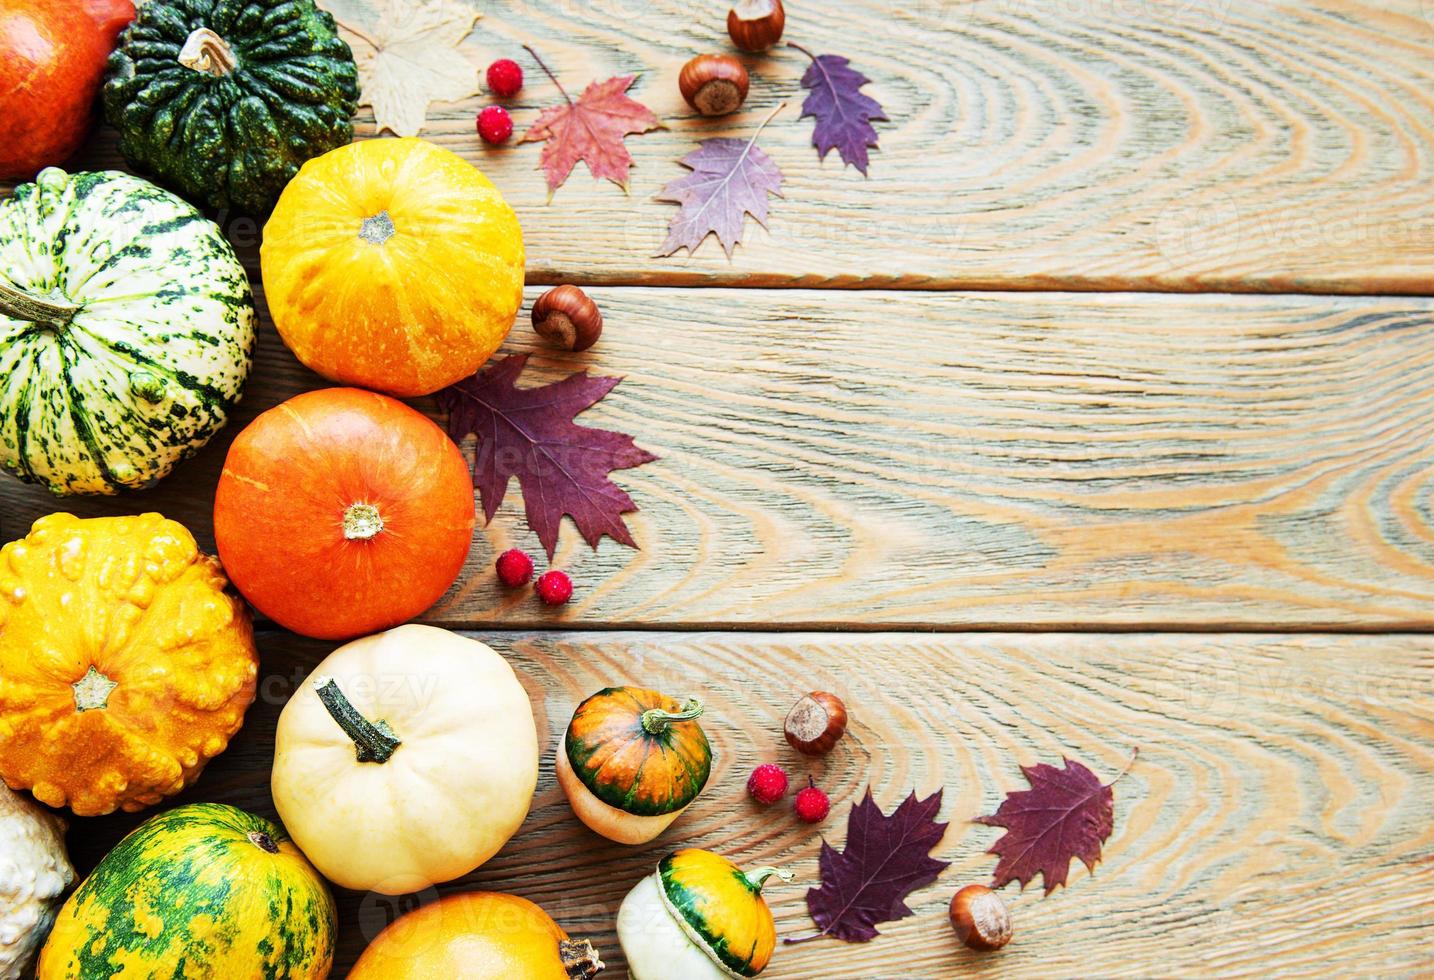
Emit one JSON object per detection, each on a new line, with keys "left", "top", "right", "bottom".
{"left": 57, "top": 631, "right": 1434, "bottom": 978}
{"left": 6, "top": 287, "right": 1434, "bottom": 630}
{"left": 32, "top": 0, "right": 1434, "bottom": 291}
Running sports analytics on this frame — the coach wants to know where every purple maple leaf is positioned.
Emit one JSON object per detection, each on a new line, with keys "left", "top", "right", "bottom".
{"left": 790, "top": 789, "right": 950, "bottom": 944}
{"left": 791, "top": 44, "right": 886, "bottom": 175}
{"left": 436, "top": 354, "right": 658, "bottom": 559}
{"left": 655, "top": 113, "right": 784, "bottom": 257}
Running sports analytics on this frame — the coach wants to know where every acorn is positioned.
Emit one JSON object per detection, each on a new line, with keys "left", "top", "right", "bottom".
{"left": 727, "top": 0, "right": 785, "bottom": 52}
{"left": 532, "top": 285, "right": 602, "bottom": 352}
{"left": 679, "top": 55, "right": 750, "bottom": 117}
{"left": 784, "top": 691, "right": 847, "bottom": 755}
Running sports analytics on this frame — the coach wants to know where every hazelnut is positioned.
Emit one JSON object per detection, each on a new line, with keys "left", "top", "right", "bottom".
{"left": 784, "top": 691, "right": 847, "bottom": 755}
{"left": 532, "top": 285, "right": 602, "bottom": 352}
{"left": 679, "top": 54, "right": 750, "bottom": 117}
{"left": 727, "top": 0, "right": 785, "bottom": 52}
{"left": 949, "top": 885, "right": 1012, "bottom": 951}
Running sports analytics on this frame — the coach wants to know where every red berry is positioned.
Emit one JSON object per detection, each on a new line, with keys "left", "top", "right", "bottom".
{"left": 495, "top": 549, "right": 534, "bottom": 587}
{"left": 486, "top": 58, "right": 524, "bottom": 98}
{"left": 794, "top": 780, "right": 830, "bottom": 823}
{"left": 536, "top": 569, "right": 573, "bottom": 605}
{"left": 477, "top": 105, "right": 513, "bottom": 145}
{"left": 747, "top": 763, "right": 788, "bottom": 805}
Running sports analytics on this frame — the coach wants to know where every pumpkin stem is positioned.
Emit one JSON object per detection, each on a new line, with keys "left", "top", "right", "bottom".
{"left": 178, "top": 27, "right": 239, "bottom": 77}
{"left": 342, "top": 503, "right": 384, "bottom": 541}
{"left": 72, "top": 665, "right": 118, "bottom": 712}
{"left": 358, "top": 210, "right": 396, "bottom": 245}
{"left": 640, "top": 697, "right": 704, "bottom": 735}
{"left": 742, "top": 866, "right": 796, "bottom": 893}
{"left": 314, "top": 677, "right": 402, "bottom": 764}
{"left": 559, "top": 938, "right": 604, "bottom": 979}
{"left": 247, "top": 831, "right": 281, "bottom": 854}
{"left": 0, "top": 277, "right": 79, "bottom": 327}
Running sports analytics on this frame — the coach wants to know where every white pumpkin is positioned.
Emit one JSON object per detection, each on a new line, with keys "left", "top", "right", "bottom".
{"left": 0, "top": 785, "right": 74, "bottom": 979}
{"left": 270, "top": 625, "right": 539, "bottom": 895}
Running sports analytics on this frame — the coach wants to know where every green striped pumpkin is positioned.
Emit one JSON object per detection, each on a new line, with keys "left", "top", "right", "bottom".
{"left": 0, "top": 168, "right": 256, "bottom": 495}
{"left": 37, "top": 803, "right": 335, "bottom": 979}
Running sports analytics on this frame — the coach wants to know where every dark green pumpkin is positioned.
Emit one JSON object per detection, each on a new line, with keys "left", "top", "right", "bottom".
{"left": 565, "top": 687, "right": 712, "bottom": 817}
{"left": 103, "top": 0, "right": 359, "bottom": 215}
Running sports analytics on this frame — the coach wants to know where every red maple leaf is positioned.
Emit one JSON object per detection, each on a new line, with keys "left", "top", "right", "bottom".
{"left": 519, "top": 46, "right": 662, "bottom": 194}
{"left": 975, "top": 751, "right": 1137, "bottom": 894}
{"left": 789, "top": 789, "right": 950, "bottom": 944}
{"left": 436, "top": 354, "right": 658, "bottom": 559}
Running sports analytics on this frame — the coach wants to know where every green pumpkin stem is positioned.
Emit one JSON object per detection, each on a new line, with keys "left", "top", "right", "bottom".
{"left": 742, "top": 866, "right": 796, "bottom": 893}
{"left": 0, "top": 277, "right": 78, "bottom": 326}
{"left": 178, "top": 28, "right": 238, "bottom": 77}
{"left": 314, "top": 677, "right": 401, "bottom": 764}
{"left": 640, "top": 697, "right": 704, "bottom": 735}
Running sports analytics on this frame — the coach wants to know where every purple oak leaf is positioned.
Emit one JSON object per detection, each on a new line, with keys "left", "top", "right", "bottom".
{"left": 437, "top": 354, "right": 658, "bottom": 559}
{"left": 791, "top": 44, "right": 886, "bottom": 175}
{"left": 789, "top": 788, "right": 950, "bottom": 944}
{"left": 656, "top": 106, "right": 784, "bottom": 258}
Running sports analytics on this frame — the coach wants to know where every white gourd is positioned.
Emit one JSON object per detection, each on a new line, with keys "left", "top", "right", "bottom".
{"left": 617, "top": 874, "right": 729, "bottom": 980}
{"left": 0, "top": 785, "right": 74, "bottom": 979}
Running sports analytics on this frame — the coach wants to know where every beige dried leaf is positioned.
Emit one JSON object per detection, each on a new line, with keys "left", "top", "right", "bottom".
{"left": 319, "top": 0, "right": 481, "bottom": 137}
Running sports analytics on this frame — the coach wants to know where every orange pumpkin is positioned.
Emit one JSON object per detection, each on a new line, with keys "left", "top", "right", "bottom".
{"left": 260, "top": 137, "right": 525, "bottom": 397}
{"left": 213, "top": 388, "right": 475, "bottom": 640}
{"left": 0, "top": 513, "right": 257, "bottom": 816}
{"left": 350, "top": 892, "right": 602, "bottom": 980}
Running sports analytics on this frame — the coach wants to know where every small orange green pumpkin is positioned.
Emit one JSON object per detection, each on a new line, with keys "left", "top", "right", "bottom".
{"left": 557, "top": 687, "right": 712, "bottom": 845}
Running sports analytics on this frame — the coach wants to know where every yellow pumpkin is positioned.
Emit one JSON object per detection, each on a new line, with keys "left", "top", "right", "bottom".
{"left": 350, "top": 892, "right": 602, "bottom": 980}
{"left": 0, "top": 513, "right": 258, "bottom": 816}
{"left": 260, "top": 137, "right": 525, "bottom": 397}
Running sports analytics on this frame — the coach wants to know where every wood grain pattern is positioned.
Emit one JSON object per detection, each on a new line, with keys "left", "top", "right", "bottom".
{"left": 56, "top": 630, "right": 1434, "bottom": 978}
{"left": 6, "top": 287, "right": 1434, "bottom": 630}
{"left": 26, "top": 0, "right": 1434, "bottom": 291}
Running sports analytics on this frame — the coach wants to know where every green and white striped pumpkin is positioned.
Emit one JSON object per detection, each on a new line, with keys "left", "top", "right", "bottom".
{"left": 0, "top": 167, "right": 256, "bottom": 494}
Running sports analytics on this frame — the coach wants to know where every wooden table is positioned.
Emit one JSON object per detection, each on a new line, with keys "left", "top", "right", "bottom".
{"left": 5, "top": 1, "right": 1434, "bottom": 976}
